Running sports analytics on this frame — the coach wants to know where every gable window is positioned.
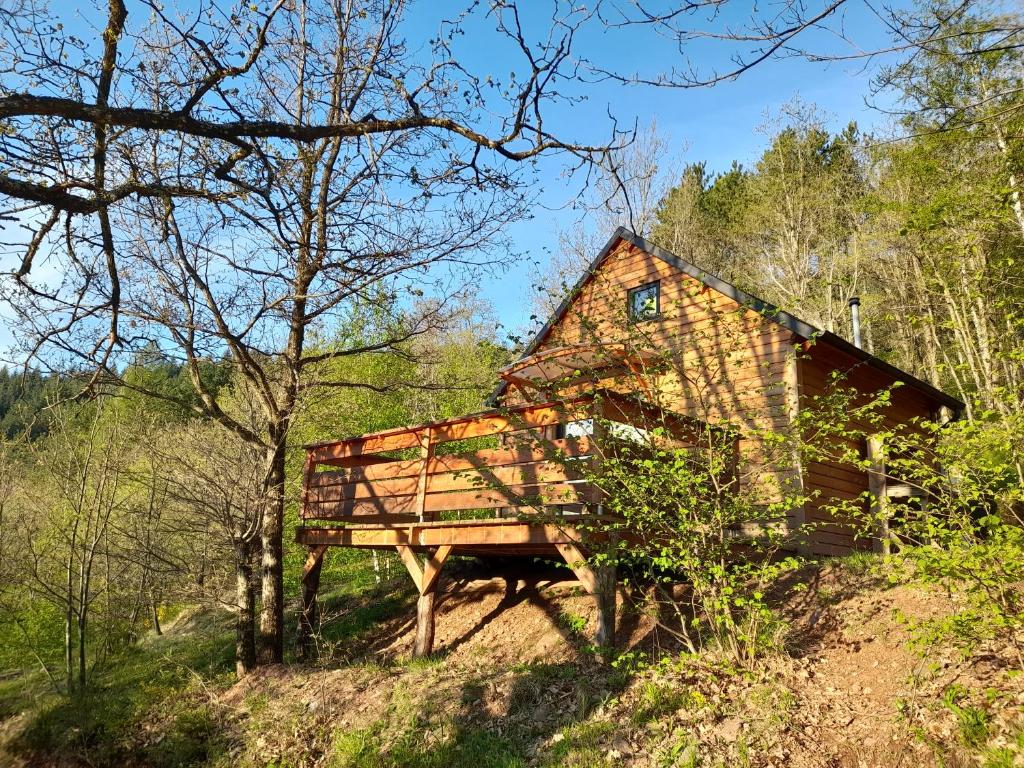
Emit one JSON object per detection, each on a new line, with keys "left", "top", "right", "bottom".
{"left": 627, "top": 281, "right": 660, "bottom": 322}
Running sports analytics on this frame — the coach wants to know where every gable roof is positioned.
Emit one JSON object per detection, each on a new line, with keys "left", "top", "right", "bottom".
{"left": 490, "top": 227, "right": 963, "bottom": 411}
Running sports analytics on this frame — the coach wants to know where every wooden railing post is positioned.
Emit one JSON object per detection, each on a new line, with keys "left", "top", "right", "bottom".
{"left": 415, "top": 427, "right": 434, "bottom": 523}
{"left": 300, "top": 451, "right": 316, "bottom": 521}
{"left": 867, "top": 434, "right": 890, "bottom": 555}
{"left": 588, "top": 398, "right": 608, "bottom": 520}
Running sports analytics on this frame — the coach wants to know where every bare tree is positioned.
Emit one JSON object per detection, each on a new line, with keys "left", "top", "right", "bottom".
{"left": 5, "top": 402, "right": 136, "bottom": 691}
{"left": 148, "top": 414, "right": 264, "bottom": 677}
{"left": 0, "top": 439, "right": 14, "bottom": 585}
{"left": 0, "top": 0, "right": 616, "bottom": 366}
{"left": 594, "top": 1, "right": 1022, "bottom": 89}
{"left": 0, "top": 0, "right": 634, "bottom": 666}
{"left": 536, "top": 120, "right": 678, "bottom": 316}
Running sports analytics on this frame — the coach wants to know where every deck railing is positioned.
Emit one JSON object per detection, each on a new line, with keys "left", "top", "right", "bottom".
{"left": 300, "top": 389, "right": 715, "bottom": 525}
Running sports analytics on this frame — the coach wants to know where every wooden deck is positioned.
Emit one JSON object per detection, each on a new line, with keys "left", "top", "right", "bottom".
{"left": 295, "top": 388, "right": 710, "bottom": 657}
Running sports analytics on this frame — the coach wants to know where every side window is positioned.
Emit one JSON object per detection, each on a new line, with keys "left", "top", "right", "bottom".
{"left": 553, "top": 421, "right": 593, "bottom": 440}
{"left": 627, "top": 281, "right": 660, "bottom": 322}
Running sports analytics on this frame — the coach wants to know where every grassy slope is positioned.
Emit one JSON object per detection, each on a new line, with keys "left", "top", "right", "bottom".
{"left": 1, "top": 554, "right": 1022, "bottom": 768}
{"left": 0, "top": 609, "right": 238, "bottom": 767}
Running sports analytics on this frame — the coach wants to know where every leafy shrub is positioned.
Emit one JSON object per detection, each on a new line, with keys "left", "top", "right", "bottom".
{"left": 571, "top": 401, "right": 805, "bottom": 665}
{"left": 877, "top": 415, "right": 1023, "bottom": 669}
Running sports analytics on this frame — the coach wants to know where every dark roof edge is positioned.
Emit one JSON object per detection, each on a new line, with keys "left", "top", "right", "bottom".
{"left": 489, "top": 227, "right": 963, "bottom": 412}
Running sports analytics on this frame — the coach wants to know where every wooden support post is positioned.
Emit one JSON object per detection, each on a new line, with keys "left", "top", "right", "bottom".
{"left": 396, "top": 544, "right": 424, "bottom": 593}
{"left": 415, "top": 428, "right": 434, "bottom": 523}
{"left": 422, "top": 544, "right": 453, "bottom": 596}
{"left": 555, "top": 541, "right": 616, "bottom": 648}
{"left": 300, "top": 452, "right": 316, "bottom": 521}
{"left": 555, "top": 542, "right": 598, "bottom": 593}
{"left": 783, "top": 346, "right": 810, "bottom": 555}
{"left": 396, "top": 544, "right": 453, "bottom": 657}
{"left": 577, "top": 406, "right": 617, "bottom": 649}
{"left": 867, "top": 434, "right": 890, "bottom": 555}
{"left": 297, "top": 545, "right": 326, "bottom": 660}
{"left": 414, "top": 592, "right": 436, "bottom": 658}
{"left": 594, "top": 563, "right": 617, "bottom": 648}
{"left": 590, "top": 398, "right": 608, "bottom": 469}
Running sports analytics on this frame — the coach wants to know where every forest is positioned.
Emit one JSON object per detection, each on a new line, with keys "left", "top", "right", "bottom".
{"left": 0, "top": 0, "right": 1022, "bottom": 766}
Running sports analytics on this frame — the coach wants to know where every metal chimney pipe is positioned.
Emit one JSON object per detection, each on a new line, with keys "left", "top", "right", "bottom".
{"left": 848, "top": 296, "right": 862, "bottom": 349}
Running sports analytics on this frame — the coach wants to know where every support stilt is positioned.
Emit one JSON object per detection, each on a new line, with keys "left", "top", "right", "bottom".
{"left": 867, "top": 434, "right": 890, "bottom": 555}
{"left": 296, "top": 545, "right": 326, "bottom": 660}
{"left": 594, "top": 563, "right": 617, "bottom": 648}
{"left": 414, "top": 592, "right": 436, "bottom": 658}
{"left": 555, "top": 541, "right": 617, "bottom": 648}
{"left": 396, "top": 544, "right": 453, "bottom": 658}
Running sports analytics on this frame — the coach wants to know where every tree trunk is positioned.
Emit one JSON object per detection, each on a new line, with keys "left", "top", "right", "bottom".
{"left": 236, "top": 540, "right": 257, "bottom": 677}
{"left": 64, "top": 553, "right": 74, "bottom": 693}
{"left": 77, "top": 608, "right": 87, "bottom": 689}
{"left": 64, "top": 517, "right": 79, "bottom": 694}
{"left": 151, "top": 595, "right": 162, "bottom": 636}
{"left": 258, "top": 440, "right": 286, "bottom": 665}
{"left": 983, "top": 79, "right": 1024, "bottom": 239}
{"left": 78, "top": 545, "right": 89, "bottom": 689}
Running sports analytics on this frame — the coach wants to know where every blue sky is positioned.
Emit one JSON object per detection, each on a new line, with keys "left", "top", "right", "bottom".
{"left": 463, "top": 1, "right": 904, "bottom": 339}
{"left": 0, "top": 1, "right": 911, "bottom": 360}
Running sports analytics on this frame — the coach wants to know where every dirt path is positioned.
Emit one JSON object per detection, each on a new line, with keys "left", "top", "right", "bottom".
{"left": 779, "top": 580, "right": 954, "bottom": 767}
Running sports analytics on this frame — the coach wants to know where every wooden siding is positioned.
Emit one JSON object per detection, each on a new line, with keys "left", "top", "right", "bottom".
{"left": 798, "top": 341, "right": 942, "bottom": 555}
{"left": 514, "top": 239, "right": 950, "bottom": 556}
{"left": 515, "top": 241, "right": 801, "bottom": 514}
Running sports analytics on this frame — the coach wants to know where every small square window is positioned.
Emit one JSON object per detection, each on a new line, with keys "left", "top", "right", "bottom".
{"left": 627, "top": 281, "right": 660, "bottom": 321}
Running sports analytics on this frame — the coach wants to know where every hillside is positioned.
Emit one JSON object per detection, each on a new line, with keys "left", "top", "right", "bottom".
{"left": 1, "top": 555, "right": 1021, "bottom": 768}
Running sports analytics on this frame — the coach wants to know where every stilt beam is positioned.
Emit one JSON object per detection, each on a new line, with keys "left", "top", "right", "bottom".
{"left": 555, "top": 542, "right": 616, "bottom": 648}
{"left": 396, "top": 544, "right": 453, "bottom": 657}
{"left": 555, "top": 542, "right": 598, "bottom": 593}
{"left": 414, "top": 592, "right": 436, "bottom": 658}
{"left": 594, "top": 563, "right": 616, "bottom": 648}
{"left": 867, "top": 434, "right": 891, "bottom": 555}
{"left": 396, "top": 544, "right": 425, "bottom": 593}
{"left": 421, "top": 545, "right": 452, "bottom": 596}
{"left": 296, "top": 545, "right": 326, "bottom": 660}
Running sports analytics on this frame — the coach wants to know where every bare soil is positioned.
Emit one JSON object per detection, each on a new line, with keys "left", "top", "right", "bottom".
{"left": 214, "top": 559, "right": 1023, "bottom": 767}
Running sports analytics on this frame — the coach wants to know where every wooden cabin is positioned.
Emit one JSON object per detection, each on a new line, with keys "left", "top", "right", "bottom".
{"left": 295, "top": 228, "right": 962, "bottom": 656}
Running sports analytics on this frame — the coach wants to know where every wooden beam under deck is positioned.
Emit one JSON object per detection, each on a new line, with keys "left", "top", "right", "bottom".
{"left": 295, "top": 519, "right": 586, "bottom": 554}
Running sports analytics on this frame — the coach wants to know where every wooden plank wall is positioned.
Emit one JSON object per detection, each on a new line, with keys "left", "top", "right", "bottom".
{"left": 517, "top": 241, "right": 802, "bottom": 518}
{"left": 798, "top": 342, "right": 940, "bottom": 555}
